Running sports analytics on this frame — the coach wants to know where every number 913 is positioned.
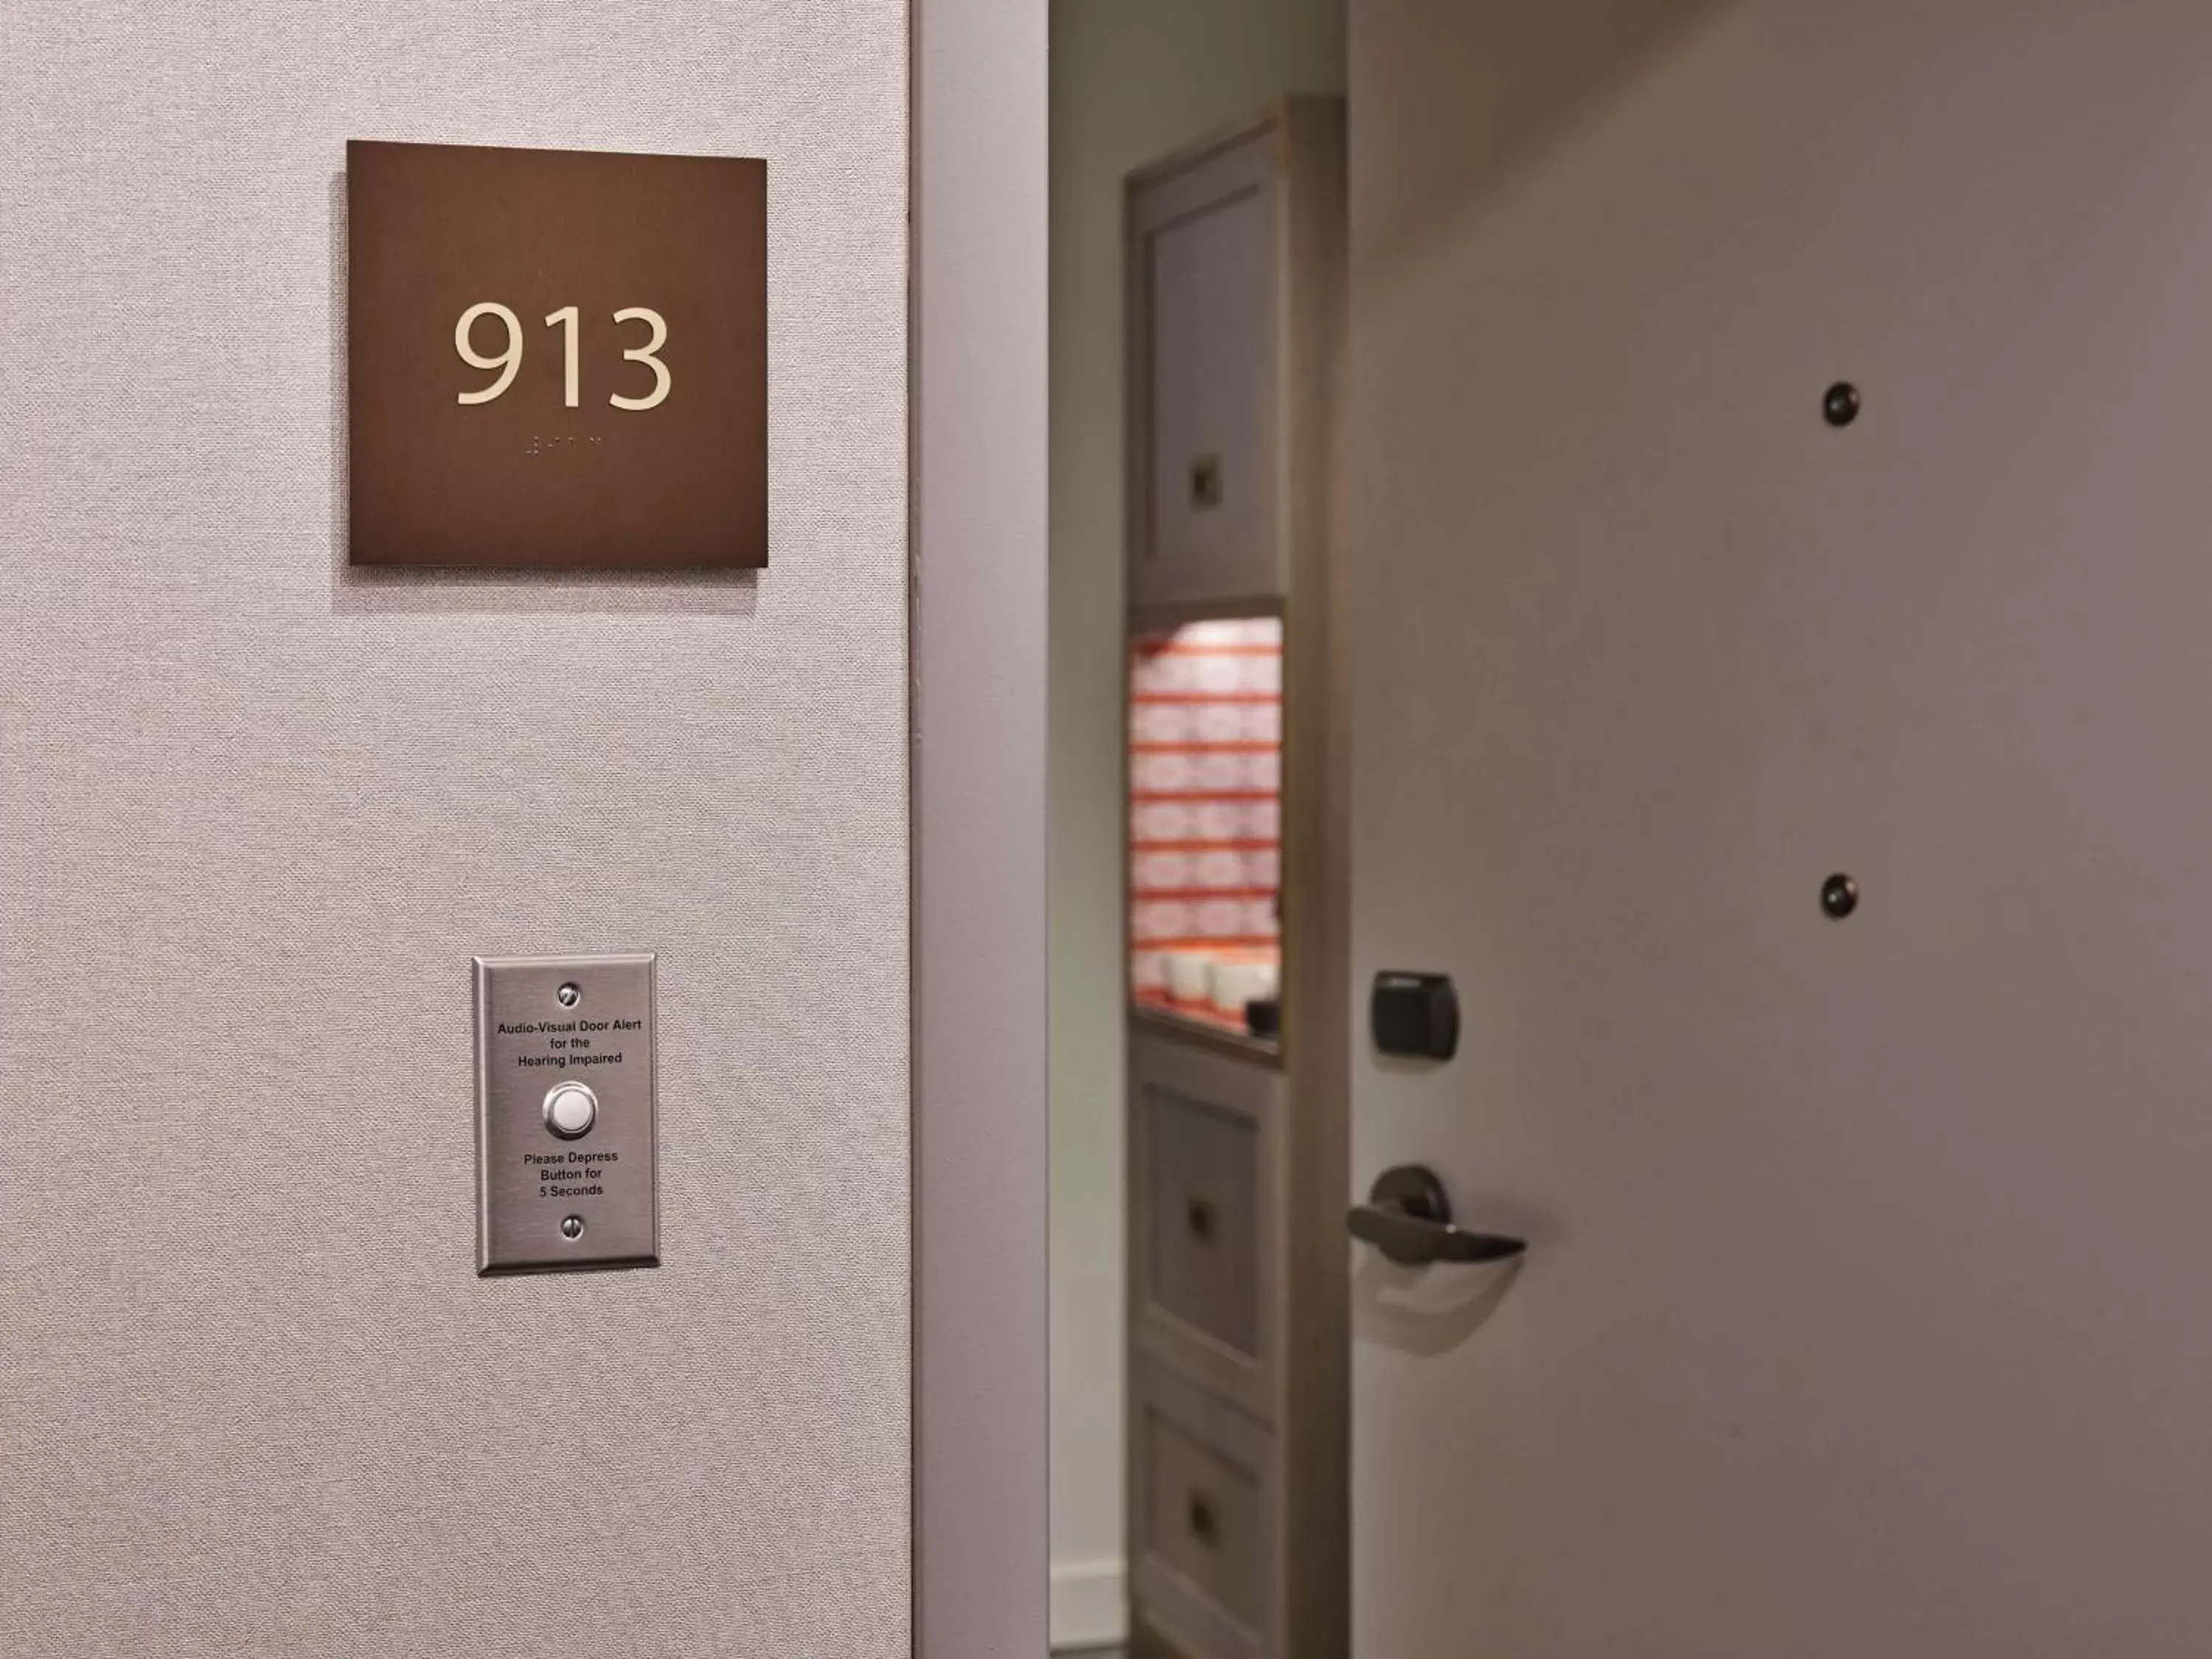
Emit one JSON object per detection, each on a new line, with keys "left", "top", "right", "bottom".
{"left": 454, "top": 302, "right": 670, "bottom": 411}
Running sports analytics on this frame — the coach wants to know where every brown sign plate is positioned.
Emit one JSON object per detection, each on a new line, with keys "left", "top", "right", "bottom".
{"left": 347, "top": 140, "right": 767, "bottom": 569}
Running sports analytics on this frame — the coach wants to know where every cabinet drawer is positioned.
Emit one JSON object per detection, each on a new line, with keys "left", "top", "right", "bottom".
{"left": 1130, "top": 1030, "right": 1280, "bottom": 1414}
{"left": 1146, "top": 1072, "right": 1263, "bottom": 1355}
{"left": 1133, "top": 1362, "right": 1276, "bottom": 1659}
{"left": 1127, "top": 129, "right": 1282, "bottom": 611}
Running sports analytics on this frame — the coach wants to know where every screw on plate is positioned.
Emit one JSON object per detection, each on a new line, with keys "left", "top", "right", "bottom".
{"left": 1821, "top": 873, "right": 1860, "bottom": 919}
{"left": 1823, "top": 382, "right": 1861, "bottom": 428}
{"left": 556, "top": 982, "right": 581, "bottom": 1007}
{"left": 560, "top": 1215, "right": 585, "bottom": 1240}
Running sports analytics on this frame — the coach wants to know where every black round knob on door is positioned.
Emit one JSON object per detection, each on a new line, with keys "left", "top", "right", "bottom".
{"left": 1821, "top": 873, "right": 1859, "bottom": 919}
{"left": 1823, "top": 381, "right": 1862, "bottom": 426}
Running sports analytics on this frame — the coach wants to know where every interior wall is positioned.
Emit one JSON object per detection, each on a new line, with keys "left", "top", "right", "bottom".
{"left": 914, "top": 2, "right": 1051, "bottom": 1655}
{"left": 0, "top": 4, "right": 910, "bottom": 1655}
{"left": 1048, "top": 1, "right": 1343, "bottom": 1646}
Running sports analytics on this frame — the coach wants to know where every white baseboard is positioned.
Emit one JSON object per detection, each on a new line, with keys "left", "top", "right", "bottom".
{"left": 1050, "top": 1557, "right": 1128, "bottom": 1652}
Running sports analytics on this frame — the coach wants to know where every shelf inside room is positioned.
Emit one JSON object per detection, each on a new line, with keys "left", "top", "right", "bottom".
{"left": 1127, "top": 616, "right": 1283, "bottom": 1061}
{"left": 1129, "top": 997, "right": 1282, "bottom": 1064}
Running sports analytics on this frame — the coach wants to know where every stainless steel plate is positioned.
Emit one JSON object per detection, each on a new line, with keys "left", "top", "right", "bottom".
{"left": 475, "top": 953, "right": 658, "bottom": 1273}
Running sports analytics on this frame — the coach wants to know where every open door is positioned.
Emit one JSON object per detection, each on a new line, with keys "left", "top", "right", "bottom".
{"left": 1352, "top": 4, "right": 2212, "bottom": 1654}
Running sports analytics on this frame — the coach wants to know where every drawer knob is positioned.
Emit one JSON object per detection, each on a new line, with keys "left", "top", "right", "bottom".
{"left": 1188, "top": 453, "right": 1223, "bottom": 509}
{"left": 1188, "top": 1491, "right": 1219, "bottom": 1545}
{"left": 1186, "top": 1193, "right": 1218, "bottom": 1242}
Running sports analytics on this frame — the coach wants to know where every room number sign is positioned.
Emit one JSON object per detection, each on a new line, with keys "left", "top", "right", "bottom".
{"left": 453, "top": 303, "right": 672, "bottom": 411}
{"left": 347, "top": 140, "right": 768, "bottom": 570}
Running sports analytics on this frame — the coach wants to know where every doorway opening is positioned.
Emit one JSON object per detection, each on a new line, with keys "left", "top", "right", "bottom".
{"left": 1048, "top": 5, "right": 1346, "bottom": 1655}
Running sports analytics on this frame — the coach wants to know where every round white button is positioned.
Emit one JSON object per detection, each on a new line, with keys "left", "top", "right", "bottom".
{"left": 543, "top": 1082, "right": 598, "bottom": 1139}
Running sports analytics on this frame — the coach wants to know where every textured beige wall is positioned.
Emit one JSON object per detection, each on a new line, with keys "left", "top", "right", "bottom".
{"left": 1048, "top": 2, "right": 1343, "bottom": 1645}
{"left": 0, "top": 4, "right": 909, "bottom": 1655}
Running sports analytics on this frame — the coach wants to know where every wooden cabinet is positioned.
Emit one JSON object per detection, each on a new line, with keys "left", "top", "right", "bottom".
{"left": 1132, "top": 1357, "right": 1279, "bottom": 1659}
{"left": 1125, "top": 97, "right": 1348, "bottom": 1659}
{"left": 1131, "top": 1032, "right": 1280, "bottom": 1419}
{"left": 1126, "top": 102, "right": 1343, "bottom": 617}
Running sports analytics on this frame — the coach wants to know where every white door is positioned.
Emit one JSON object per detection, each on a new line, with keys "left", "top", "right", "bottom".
{"left": 1351, "top": 4, "right": 2212, "bottom": 1655}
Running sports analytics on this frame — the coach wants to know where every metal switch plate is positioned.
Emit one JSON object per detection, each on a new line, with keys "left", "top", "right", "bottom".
{"left": 475, "top": 953, "right": 658, "bottom": 1274}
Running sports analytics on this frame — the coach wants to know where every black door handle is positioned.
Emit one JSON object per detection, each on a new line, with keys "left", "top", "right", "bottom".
{"left": 1349, "top": 1164, "right": 1526, "bottom": 1267}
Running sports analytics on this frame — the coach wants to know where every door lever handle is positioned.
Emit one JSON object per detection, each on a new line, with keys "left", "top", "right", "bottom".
{"left": 1348, "top": 1164, "right": 1526, "bottom": 1267}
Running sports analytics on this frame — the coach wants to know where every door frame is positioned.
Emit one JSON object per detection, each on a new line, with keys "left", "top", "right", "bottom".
{"left": 912, "top": 3, "right": 1050, "bottom": 1655}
